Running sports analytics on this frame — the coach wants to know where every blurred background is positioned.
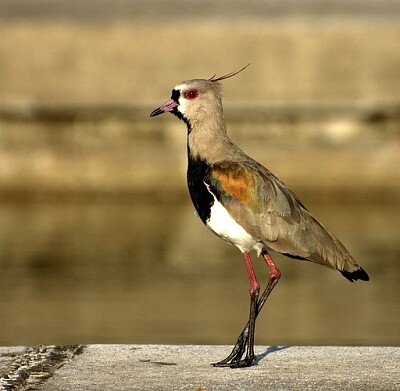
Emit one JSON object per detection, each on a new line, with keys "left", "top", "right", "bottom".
{"left": 0, "top": 0, "right": 399, "bottom": 348}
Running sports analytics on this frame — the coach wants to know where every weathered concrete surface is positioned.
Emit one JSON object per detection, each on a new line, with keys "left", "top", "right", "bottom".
{"left": 1, "top": 345, "right": 399, "bottom": 390}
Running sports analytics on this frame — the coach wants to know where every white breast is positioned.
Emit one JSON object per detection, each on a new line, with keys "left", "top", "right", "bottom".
{"left": 206, "top": 194, "right": 258, "bottom": 253}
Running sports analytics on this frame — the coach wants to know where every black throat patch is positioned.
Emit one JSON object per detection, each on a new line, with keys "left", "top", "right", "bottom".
{"left": 171, "top": 89, "right": 180, "bottom": 103}
{"left": 170, "top": 89, "right": 191, "bottom": 131}
{"left": 187, "top": 153, "right": 214, "bottom": 224}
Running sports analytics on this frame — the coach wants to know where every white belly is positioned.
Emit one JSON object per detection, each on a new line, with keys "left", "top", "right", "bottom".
{"left": 206, "top": 196, "right": 258, "bottom": 253}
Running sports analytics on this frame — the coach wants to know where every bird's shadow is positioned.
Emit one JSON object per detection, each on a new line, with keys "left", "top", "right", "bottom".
{"left": 255, "top": 345, "right": 290, "bottom": 365}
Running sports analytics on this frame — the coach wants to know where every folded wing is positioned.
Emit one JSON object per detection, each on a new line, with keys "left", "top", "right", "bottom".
{"left": 206, "top": 160, "right": 365, "bottom": 276}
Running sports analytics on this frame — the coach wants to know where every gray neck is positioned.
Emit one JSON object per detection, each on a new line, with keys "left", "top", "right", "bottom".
{"left": 186, "top": 111, "right": 242, "bottom": 164}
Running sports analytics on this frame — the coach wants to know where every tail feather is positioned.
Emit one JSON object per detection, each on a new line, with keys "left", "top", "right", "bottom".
{"left": 340, "top": 267, "right": 369, "bottom": 282}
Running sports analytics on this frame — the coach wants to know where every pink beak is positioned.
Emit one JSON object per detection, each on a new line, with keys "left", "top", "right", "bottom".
{"left": 150, "top": 99, "right": 179, "bottom": 117}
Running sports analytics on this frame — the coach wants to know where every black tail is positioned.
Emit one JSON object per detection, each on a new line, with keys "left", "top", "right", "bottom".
{"left": 341, "top": 267, "right": 369, "bottom": 283}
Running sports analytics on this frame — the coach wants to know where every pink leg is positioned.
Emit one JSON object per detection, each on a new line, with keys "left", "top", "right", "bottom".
{"left": 243, "top": 251, "right": 260, "bottom": 296}
{"left": 257, "top": 251, "right": 281, "bottom": 315}
{"left": 213, "top": 250, "right": 281, "bottom": 368}
{"left": 263, "top": 251, "right": 281, "bottom": 280}
{"left": 213, "top": 251, "right": 260, "bottom": 368}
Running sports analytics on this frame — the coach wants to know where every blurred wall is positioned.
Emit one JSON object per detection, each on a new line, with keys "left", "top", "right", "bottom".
{"left": 1, "top": 20, "right": 400, "bottom": 105}
{"left": 0, "top": 0, "right": 399, "bottom": 200}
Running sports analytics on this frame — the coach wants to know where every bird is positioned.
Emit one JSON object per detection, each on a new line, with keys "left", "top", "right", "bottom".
{"left": 150, "top": 65, "right": 369, "bottom": 368}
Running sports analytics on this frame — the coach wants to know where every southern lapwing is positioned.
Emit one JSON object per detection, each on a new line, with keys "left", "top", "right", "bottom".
{"left": 150, "top": 66, "right": 369, "bottom": 368}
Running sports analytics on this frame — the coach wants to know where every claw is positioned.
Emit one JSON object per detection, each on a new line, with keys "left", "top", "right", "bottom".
{"left": 212, "top": 329, "right": 252, "bottom": 367}
{"left": 229, "top": 355, "right": 256, "bottom": 368}
{"left": 212, "top": 353, "right": 256, "bottom": 368}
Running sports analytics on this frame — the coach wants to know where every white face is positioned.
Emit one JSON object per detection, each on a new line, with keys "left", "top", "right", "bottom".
{"left": 170, "top": 78, "right": 223, "bottom": 125}
{"left": 150, "top": 78, "right": 221, "bottom": 123}
{"left": 173, "top": 81, "right": 201, "bottom": 118}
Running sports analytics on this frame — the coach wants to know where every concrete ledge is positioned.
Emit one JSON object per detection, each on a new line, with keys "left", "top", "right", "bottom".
{"left": 1, "top": 345, "right": 399, "bottom": 390}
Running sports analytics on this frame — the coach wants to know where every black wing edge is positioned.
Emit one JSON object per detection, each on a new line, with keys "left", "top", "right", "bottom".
{"left": 283, "top": 252, "right": 370, "bottom": 283}
{"left": 340, "top": 267, "right": 370, "bottom": 283}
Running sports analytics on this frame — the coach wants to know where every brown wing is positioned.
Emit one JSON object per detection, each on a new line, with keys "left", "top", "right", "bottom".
{"left": 206, "top": 159, "right": 362, "bottom": 274}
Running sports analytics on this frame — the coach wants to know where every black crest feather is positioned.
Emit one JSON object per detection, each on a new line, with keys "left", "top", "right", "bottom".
{"left": 209, "top": 63, "right": 250, "bottom": 82}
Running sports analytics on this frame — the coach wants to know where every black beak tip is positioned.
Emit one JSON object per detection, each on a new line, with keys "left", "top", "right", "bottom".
{"left": 150, "top": 107, "right": 164, "bottom": 117}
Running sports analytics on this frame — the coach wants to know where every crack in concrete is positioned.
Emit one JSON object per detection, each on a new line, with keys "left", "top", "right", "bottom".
{"left": 0, "top": 345, "right": 85, "bottom": 391}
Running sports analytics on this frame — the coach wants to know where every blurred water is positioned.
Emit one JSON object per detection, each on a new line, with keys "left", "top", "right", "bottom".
{"left": 0, "top": 199, "right": 398, "bottom": 347}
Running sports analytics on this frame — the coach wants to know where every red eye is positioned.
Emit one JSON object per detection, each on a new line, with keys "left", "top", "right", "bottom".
{"left": 184, "top": 89, "right": 199, "bottom": 100}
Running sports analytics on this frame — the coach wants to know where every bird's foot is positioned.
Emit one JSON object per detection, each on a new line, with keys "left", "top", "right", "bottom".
{"left": 212, "top": 352, "right": 243, "bottom": 367}
{"left": 212, "top": 352, "right": 256, "bottom": 368}
{"left": 212, "top": 330, "right": 255, "bottom": 368}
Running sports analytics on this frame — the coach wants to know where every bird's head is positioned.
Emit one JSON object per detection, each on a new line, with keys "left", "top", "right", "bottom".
{"left": 150, "top": 64, "right": 249, "bottom": 129}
